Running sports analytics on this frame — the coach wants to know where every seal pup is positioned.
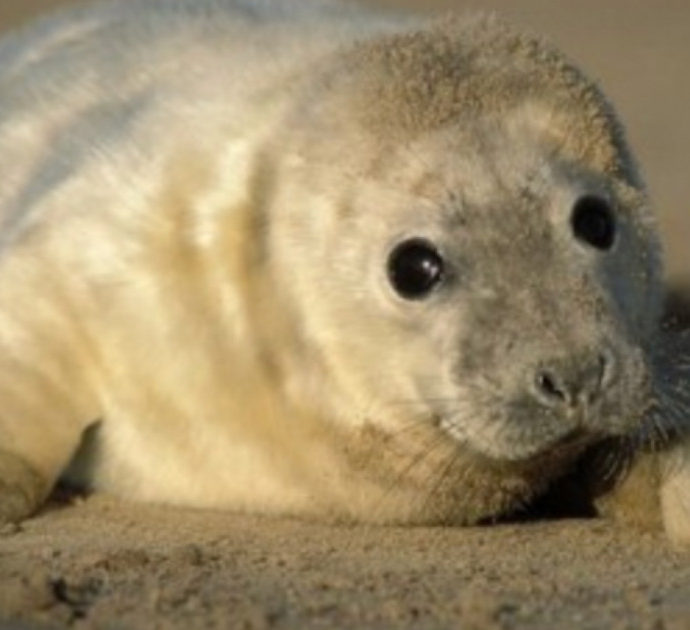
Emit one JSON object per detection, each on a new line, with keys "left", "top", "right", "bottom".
{"left": 0, "top": 0, "right": 686, "bottom": 539}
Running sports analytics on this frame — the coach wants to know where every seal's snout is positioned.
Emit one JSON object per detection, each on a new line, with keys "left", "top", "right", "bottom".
{"left": 531, "top": 349, "right": 613, "bottom": 411}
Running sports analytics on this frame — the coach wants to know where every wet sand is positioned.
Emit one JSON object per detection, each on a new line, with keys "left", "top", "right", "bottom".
{"left": 1, "top": 2, "right": 689, "bottom": 629}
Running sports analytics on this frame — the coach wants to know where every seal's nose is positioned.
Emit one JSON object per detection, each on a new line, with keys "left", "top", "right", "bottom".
{"left": 531, "top": 349, "right": 613, "bottom": 409}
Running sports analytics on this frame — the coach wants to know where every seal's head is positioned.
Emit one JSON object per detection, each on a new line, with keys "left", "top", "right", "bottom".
{"left": 259, "top": 15, "right": 663, "bottom": 522}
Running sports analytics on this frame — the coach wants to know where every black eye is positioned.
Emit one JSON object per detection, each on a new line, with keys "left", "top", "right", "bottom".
{"left": 387, "top": 238, "right": 445, "bottom": 300}
{"left": 571, "top": 195, "right": 616, "bottom": 250}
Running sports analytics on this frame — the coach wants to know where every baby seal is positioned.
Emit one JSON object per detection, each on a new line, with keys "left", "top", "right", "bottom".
{"left": 0, "top": 0, "right": 686, "bottom": 539}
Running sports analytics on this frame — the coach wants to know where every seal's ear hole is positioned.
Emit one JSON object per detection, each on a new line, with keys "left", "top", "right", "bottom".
{"left": 387, "top": 238, "right": 445, "bottom": 300}
{"left": 571, "top": 195, "right": 616, "bottom": 251}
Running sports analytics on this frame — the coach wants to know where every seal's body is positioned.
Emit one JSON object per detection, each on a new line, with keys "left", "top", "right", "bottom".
{"left": 0, "top": 0, "right": 686, "bottom": 538}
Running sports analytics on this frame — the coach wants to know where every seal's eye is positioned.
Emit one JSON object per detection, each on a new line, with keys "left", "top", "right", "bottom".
{"left": 387, "top": 238, "right": 444, "bottom": 300}
{"left": 571, "top": 195, "right": 616, "bottom": 250}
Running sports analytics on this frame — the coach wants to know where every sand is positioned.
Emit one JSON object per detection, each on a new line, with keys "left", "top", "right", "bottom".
{"left": 1, "top": 1, "right": 689, "bottom": 629}
{"left": 1, "top": 494, "right": 689, "bottom": 630}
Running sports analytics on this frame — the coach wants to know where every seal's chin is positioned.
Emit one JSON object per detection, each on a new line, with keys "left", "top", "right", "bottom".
{"left": 518, "top": 428, "right": 601, "bottom": 468}
{"left": 460, "top": 425, "right": 603, "bottom": 473}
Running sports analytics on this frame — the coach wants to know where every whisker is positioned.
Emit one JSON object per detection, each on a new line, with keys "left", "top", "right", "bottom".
{"left": 373, "top": 431, "right": 452, "bottom": 522}
{"left": 418, "top": 448, "right": 463, "bottom": 524}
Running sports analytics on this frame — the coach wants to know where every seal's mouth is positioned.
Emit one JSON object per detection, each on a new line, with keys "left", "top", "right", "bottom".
{"left": 441, "top": 372, "right": 654, "bottom": 469}
{"left": 527, "top": 427, "right": 601, "bottom": 465}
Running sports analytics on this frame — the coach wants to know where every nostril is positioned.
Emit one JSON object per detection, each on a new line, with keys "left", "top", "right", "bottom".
{"left": 535, "top": 370, "right": 567, "bottom": 403}
{"left": 532, "top": 350, "right": 616, "bottom": 410}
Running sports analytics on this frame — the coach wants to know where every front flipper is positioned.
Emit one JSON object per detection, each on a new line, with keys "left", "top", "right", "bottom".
{"left": 661, "top": 444, "right": 690, "bottom": 546}
{"left": 588, "top": 445, "right": 690, "bottom": 548}
{"left": 589, "top": 448, "right": 664, "bottom": 532}
{"left": 589, "top": 328, "right": 690, "bottom": 546}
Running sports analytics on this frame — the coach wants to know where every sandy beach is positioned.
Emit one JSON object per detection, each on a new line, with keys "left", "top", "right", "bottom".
{"left": 1, "top": 1, "right": 689, "bottom": 629}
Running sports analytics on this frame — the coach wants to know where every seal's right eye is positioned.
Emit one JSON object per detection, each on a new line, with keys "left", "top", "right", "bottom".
{"left": 571, "top": 195, "right": 616, "bottom": 251}
{"left": 387, "top": 238, "right": 445, "bottom": 300}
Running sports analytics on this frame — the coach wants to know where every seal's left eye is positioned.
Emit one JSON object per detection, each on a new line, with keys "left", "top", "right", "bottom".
{"left": 387, "top": 238, "right": 444, "bottom": 300}
{"left": 571, "top": 195, "right": 616, "bottom": 251}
